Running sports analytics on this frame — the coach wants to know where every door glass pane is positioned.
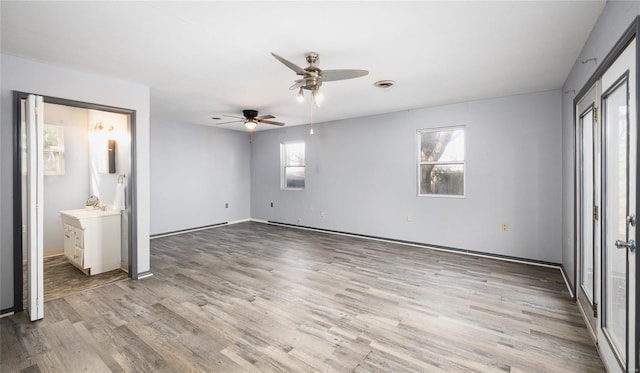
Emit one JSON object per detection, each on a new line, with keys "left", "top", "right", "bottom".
{"left": 580, "top": 109, "right": 594, "bottom": 301}
{"left": 603, "top": 80, "right": 628, "bottom": 356}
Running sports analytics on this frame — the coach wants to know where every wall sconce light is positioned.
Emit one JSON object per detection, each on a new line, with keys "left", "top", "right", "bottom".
{"left": 90, "top": 121, "right": 114, "bottom": 132}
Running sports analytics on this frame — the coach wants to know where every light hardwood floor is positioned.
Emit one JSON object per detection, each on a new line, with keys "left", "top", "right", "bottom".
{"left": 1, "top": 222, "right": 604, "bottom": 372}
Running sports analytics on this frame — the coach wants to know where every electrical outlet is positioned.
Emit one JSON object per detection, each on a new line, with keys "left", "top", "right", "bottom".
{"left": 225, "top": 203, "right": 229, "bottom": 208}
{"left": 502, "top": 224, "right": 508, "bottom": 232}
{"left": 320, "top": 211, "right": 325, "bottom": 217}
{"left": 407, "top": 214, "right": 413, "bottom": 222}
{"left": 270, "top": 202, "right": 274, "bottom": 207}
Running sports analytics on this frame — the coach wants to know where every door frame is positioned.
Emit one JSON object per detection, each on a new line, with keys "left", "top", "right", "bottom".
{"left": 575, "top": 86, "right": 599, "bottom": 337}
{"left": 12, "top": 91, "right": 140, "bottom": 314}
{"left": 573, "top": 16, "right": 639, "bottom": 371}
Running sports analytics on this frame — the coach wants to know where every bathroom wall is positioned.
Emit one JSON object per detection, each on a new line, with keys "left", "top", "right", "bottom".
{"left": 42, "top": 103, "right": 90, "bottom": 254}
{"left": 38, "top": 105, "right": 131, "bottom": 261}
{"left": 88, "top": 109, "right": 130, "bottom": 206}
{"left": 87, "top": 109, "right": 131, "bottom": 265}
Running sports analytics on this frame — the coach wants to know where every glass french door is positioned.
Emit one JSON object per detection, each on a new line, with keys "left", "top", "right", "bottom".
{"left": 600, "top": 38, "right": 636, "bottom": 372}
{"left": 576, "top": 83, "right": 599, "bottom": 335}
{"left": 576, "top": 37, "right": 636, "bottom": 372}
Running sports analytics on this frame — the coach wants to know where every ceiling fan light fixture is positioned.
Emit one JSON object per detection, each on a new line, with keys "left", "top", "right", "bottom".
{"left": 311, "top": 88, "right": 323, "bottom": 106}
{"left": 244, "top": 119, "right": 257, "bottom": 130}
{"left": 296, "top": 88, "right": 305, "bottom": 103}
{"left": 273, "top": 51, "right": 367, "bottom": 108}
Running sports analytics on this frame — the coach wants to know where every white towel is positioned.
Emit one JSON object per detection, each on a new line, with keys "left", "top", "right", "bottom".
{"left": 113, "top": 182, "right": 126, "bottom": 211}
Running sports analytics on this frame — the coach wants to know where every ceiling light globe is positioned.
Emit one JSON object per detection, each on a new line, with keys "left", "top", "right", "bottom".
{"left": 244, "top": 120, "right": 257, "bottom": 130}
{"left": 312, "top": 89, "right": 323, "bottom": 106}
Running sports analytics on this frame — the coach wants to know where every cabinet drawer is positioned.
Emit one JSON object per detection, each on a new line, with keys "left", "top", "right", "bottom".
{"left": 63, "top": 225, "right": 75, "bottom": 257}
{"left": 73, "top": 246, "right": 84, "bottom": 268}
{"left": 73, "top": 228, "right": 84, "bottom": 249}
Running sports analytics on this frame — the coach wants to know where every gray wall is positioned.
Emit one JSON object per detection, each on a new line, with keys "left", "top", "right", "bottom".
{"left": 251, "top": 90, "right": 563, "bottom": 263}
{"left": 561, "top": 2, "right": 640, "bottom": 289}
{"left": 1, "top": 54, "right": 151, "bottom": 310}
{"left": 150, "top": 118, "right": 251, "bottom": 235}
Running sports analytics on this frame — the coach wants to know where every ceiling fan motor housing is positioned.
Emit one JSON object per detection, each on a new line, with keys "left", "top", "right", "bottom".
{"left": 242, "top": 109, "right": 258, "bottom": 119}
{"left": 305, "top": 51, "right": 319, "bottom": 66}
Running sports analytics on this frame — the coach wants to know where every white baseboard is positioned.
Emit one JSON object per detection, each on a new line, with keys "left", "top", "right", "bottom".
{"left": 559, "top": 266, "right": 574, "bottom": 298}
{"left": 44, "top": 248, "right": 64, "bottom": 258}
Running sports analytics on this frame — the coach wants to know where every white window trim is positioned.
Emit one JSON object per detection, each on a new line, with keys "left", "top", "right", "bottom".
{"left": 416, "top": 126, "right": 466, "bottom": 198}
{"left": 280, "top": 141, "right": 306, "bottom": 191}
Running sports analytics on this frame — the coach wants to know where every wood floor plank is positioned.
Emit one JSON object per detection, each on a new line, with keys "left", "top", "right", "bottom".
{"left": 2, "top": 222, "right": 604, "bottom": 372}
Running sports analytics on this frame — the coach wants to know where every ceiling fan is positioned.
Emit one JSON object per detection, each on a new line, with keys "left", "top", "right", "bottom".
{"left": 216, "top": 109, "right": 284, "bottom": 130}
{"left": 271, "top": 51, "right": 368, "bottom": 105}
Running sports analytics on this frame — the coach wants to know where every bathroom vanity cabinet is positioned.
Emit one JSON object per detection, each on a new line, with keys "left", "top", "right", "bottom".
{"left": 60, "top": 209, "right": 121, "bottom": 276}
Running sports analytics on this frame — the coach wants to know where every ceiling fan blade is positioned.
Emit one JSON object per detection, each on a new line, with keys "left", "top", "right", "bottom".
{"left": 255, "top": 114, "right": 275, "bottom": 120}
{"left": 258, "top": 119, "right": 285, "bottom": 126}
{"left": 289, "top": 80, "right": 307, "bottom": 90}
{"left": 216, "top": 120, "right": 243, "bottom": 125}
{"left": 272, "top": 52, "right": 306, "bottom": 75}
{"left": 222, "top": 114, "right": 245, "bottom": 120}
{"left": 321, "top": 69, "right": 369, "bottom": 81}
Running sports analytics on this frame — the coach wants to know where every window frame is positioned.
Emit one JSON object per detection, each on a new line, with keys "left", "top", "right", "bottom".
{"left": 416, "top": 126, "right": 466, "bottom": 198}
{"left": 280, "top": 141, "right": 306, "bottom": 191}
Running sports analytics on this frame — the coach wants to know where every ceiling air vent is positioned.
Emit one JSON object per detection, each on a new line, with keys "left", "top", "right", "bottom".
{"left": 374, "top": 80, "right": 396, "bottom": 89}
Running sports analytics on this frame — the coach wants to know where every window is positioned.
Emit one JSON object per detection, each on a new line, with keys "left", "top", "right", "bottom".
{"left": 281, "top": 142, "right": 305, "bottom": 190}
{"left": 43, "top": 124, "right": 65, "bottom": 175}
{"left": 418, "top": 127, "right": 465, "bottom": 196}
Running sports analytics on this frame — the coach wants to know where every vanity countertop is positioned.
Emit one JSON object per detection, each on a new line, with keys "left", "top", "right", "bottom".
{"left": 60, "top": 209, "right": 121, "bottom": 220}
{"left": 60, "top": 209, "right": 121, "bottom": 230}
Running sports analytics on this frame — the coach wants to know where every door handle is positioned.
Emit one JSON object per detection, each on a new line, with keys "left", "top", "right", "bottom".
{"left": 614, "top": 239, "right": 636, "bottom": 252}
{"left": 626, "top": 214, "right": 636, "bottom": 227}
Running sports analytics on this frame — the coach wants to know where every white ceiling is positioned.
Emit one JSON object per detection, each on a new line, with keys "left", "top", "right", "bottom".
{"left": 1, "top": 1, "right": 605, "bottom": 132}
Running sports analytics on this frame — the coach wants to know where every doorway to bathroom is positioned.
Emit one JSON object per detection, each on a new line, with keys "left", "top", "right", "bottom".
{"left": 13, "top": 92, "right": 138, "bottom": 321}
